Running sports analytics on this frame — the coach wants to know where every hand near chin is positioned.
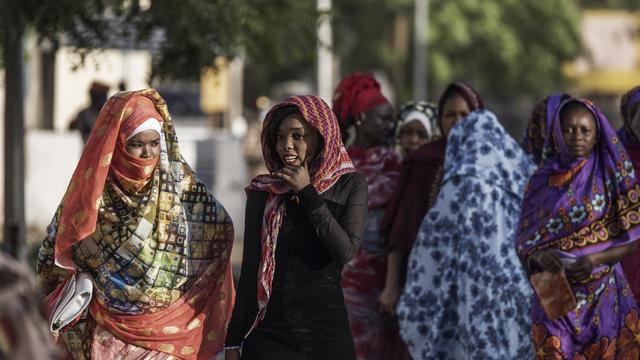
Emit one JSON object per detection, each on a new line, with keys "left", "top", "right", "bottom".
{"left": 273, "top": 161, "right": 311, "bottom": 192}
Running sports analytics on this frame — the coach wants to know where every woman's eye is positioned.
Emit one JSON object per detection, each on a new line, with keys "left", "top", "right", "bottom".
{"left": 293, "top": 134, "right": 304, "bottom": 140}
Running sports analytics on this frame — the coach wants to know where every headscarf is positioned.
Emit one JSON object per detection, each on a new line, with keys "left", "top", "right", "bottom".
{"left": 516, "top": 98, "right": 640, "bottom": 264}
{"left": 436, "top": 81, "right": 484, "bottom": 121}
{"left": 397, "top": 100, "right": 439, "bottom": 141}
{"left": 332, "top": 72, "right": 389, "bottom": 127}
{"left": 397, "top": 110, "right": 535, "bottom": 359}
{"left": 618, "top": 86, "right": 640, "bottom": 170}
{"left": 523, "top": 93, "right": 571, "bottom": 165}
{"left": 55, "top": 95, "right": 163, "bottom": 269}
{"left": 38, "top": 89, "right": 235, "bottom": 359}
{"left": 620, "top": 85, "right": 640, "bottom": 127}
{"left": 246, "top": 95, "right": 355, "bottom": 331}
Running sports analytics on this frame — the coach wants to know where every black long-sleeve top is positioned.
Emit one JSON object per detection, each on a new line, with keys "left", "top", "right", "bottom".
{"left": 225, "top": 172, "right": 368, "bottom": 354}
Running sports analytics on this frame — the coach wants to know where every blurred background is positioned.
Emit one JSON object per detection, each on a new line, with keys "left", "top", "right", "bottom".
{"left": 0, "top": 0, "right": 639, "bottom": 268}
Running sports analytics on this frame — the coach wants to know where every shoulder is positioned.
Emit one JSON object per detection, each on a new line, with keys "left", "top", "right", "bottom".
{"left": 322, "top": 172, "right": 367, "bottom": 204}
{"left": 338, "top": 172, "right": 367, "bottom": 190}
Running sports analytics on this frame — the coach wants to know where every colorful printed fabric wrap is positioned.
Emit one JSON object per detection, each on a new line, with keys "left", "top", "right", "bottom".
{"left": 397, "top": 110, "right": 535, "bottom": 359}
{"left": 37, "top": 89, "right": 235, "bottom": 360}
{"left": 523, "top": 93, "right": 571, "bottom": 166}
{"left": 515, "top": 98, "right": 640, "bottom": 358}
{"left": 516, "top": 98, "right": 640, "bottom": 262}
{"left": 245, "top": 95, "right": 355, "bottom": 334}
{"left": 397, "top": 100, "right": 439, "bottom": 141}
{"left": 347, "top": 146, "right": 401, "bottom": 209}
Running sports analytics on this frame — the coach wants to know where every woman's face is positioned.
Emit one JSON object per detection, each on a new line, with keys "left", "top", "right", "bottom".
{"left": 357, "top": 102, "right": 396, "bottom": 147}
{"left": 125, "top": 130, "right": 161, "bottom": 159}
{"left": 560, "top": 109, "right": 597, "bottom": 158}
{"left": 275, "top": 113, "right": 320, "bottom": 168}
{"left": 399, "top": 120, "right": 429, "bottom": 154}
{"left": 440, "top": 94, "right": 470, "bottom": 138}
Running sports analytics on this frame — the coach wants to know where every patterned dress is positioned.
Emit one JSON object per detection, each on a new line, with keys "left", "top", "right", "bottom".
{"left": 397, "top": 110, "right": 535, "bottom": 359}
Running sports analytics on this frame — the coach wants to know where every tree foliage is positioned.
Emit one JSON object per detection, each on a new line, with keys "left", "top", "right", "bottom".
{"left": 334, "top": 0, "right": 583, "bottom": 100}
{"left": 0, "top": 0, "right": 317, "bottom": 81}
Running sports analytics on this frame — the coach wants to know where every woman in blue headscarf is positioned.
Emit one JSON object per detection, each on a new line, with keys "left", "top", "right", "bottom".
{"left": 397, "top": 110, "right": 535, "bottom": 359}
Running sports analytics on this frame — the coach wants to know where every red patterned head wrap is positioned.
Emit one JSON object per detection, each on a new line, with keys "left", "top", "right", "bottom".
{"left": 332, "top": 72, "right": 390, "bottom": 127}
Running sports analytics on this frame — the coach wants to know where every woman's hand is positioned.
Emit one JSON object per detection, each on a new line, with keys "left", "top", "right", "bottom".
{"left": 565, "top": 255, "right": 594, "bottom": 283}
{"left": 225, "top": 349, "right": 240, "bottom": 360}
{"left": 529, "top": 249, "right": 563, "bottom": 273}
{"left": 378, "top": 284, "right": 401, "bottom": 317}
{"left": 273, "top": 162, "right": 311, "bottom": 192}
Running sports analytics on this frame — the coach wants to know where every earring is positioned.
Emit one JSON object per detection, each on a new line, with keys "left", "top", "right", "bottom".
{"left": 355, "top": 120, "right": 362, "bottom": 127}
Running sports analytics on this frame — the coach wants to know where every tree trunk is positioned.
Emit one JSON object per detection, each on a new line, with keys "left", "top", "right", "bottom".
{"left": 3, "top": 24, "right": 26, "bottom": 259}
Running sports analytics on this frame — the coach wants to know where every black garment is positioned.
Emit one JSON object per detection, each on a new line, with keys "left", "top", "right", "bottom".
{"left": 226, "top": 172, "right": 368, "bottom": 360}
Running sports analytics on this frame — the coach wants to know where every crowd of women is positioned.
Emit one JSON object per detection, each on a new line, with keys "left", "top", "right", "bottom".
{"left": 24, "top": 76, "right": 640, "bottom": 359}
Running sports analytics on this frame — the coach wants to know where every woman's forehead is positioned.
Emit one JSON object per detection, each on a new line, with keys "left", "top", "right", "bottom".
{"left": 127, "top": 129, "right": 160, "bottom": 141}
{"left": 277, "top": 114, "right": 311, "bottom": 130}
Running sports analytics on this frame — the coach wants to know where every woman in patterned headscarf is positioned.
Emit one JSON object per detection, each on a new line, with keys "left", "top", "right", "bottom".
{"left": 332, "top": 72, "right": 403, "bottom": 360}
{"left": 37, "top": 89, "right": 235, "bottom": 359}
{"left": 224, "top": 95, "right": 367, "bottom": 360}
{"left": 397, "top": 109, "right": 535, "bottom": 359}
{"left": 395, "top": 101, "right": 439, "bottom": 157}
{"left": 517, "top": 98, "right": 640, "bottom": 358}
{"left": 378, "top": 83, "right": 484, "bottom": 330}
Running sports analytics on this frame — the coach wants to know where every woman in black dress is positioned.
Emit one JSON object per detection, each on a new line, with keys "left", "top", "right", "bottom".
{"left": 225, "top": 95, "right": 368, "bottom": 360}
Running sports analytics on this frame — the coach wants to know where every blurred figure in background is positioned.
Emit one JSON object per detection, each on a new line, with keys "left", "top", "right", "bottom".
{"left": 394, "top": 101, "right": 439, "bottom": 157}
{"left": 0, "top": 251, "right": 57, "bottom": 359}
{"left": 378, "top": 83, "right": 484, "bottom": 358}
{"left": 333, "top": 72, "right": 402, "bottom": 360}
{"left": 38, "top": 89, "right": 235, "bottom": 359}
{"left": 618, "top": 85, "right": 640, "bottom": 303}
{"left": 522, "top": 93, "right": 571, "bottom": 166}
{"left": 69, "top": 81, "right": 110, "bottom": 143}
{"left": 398, "top": 109, "right": 535, "bottom": 359}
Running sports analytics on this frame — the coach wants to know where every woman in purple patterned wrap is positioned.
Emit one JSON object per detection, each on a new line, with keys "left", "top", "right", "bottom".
{"left": 516, "top": 98, "right": 640, "bottom": 359}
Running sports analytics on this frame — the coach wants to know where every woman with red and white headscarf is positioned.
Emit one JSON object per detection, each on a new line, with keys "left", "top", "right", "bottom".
{"left": 37, "top": 89, "right": 235, "bottom": 359}
{"left": 332, "top": 73, "right": 403, "bottom": 360}
{"left": 225, "top": 95, "right": 368, "bottom": 360}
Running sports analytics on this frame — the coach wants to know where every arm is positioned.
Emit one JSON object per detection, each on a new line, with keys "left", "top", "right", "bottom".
{"left": 378, "top": 248, "right": 408, "bottom": 316}
{"left": 566, "top": 241, "right": 637, "bottom": 282}
{"left": 224, "top": 192, "right": 264, "bottom": 348}
{"left": 589, "top": 241, "right": 637, "bottom": 266}
{"left": 297, "top": 174, "right": 368, "bottom": 264}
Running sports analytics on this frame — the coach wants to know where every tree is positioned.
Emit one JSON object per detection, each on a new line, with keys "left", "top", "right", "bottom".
{"left": 0, "top": 0, "right": 318, "bottom": 257}
{"left": 333, "top": 0, "right": 583, "bottom": 101}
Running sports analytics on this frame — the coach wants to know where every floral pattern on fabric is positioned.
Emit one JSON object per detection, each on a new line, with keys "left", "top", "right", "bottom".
{"left": 396, "top": 110, "right": 535, "bottom": 359}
